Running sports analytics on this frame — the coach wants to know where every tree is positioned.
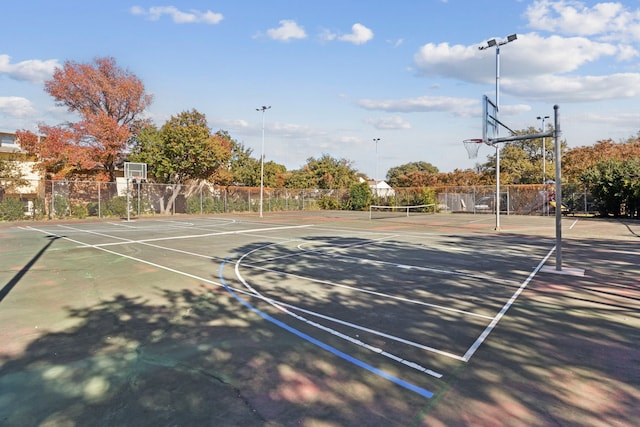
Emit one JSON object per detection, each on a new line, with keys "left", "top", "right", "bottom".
{"left": 262, "top": 161, "right": 287, "bottom": 188}
{"left": 477, "top": 126, "right": 568, "bottom": 185}
{"left": 132, "top": 110, "right": 232, "bottom": 185}
{"left": 302, "top": 154, "right": 358, "bottom": 189}
{"left": 581, "top": 158, "right": 640, "bottom": 217}
{"left": 130, "top": 110, "right": 233, "bottom": 214}
{"left": 229, "top": 141, "right": 258, "bottom": 186}
{"left": 283, "top": 169, "right": 314, "bottom": 189}
{"left": 21, "top": 57, "right": 152, "bottom": 182}
{"left": 563, "top": 137, "right": 640, "bottom": 182}
{"left": 349, "top": 181, "right": 372, "bottom": 210}
{"left": 433, "top": 169, "right": 487, "bottom": 186}
{"left": 386, "top": 161, "right": 439, "bottom": 187}
{"left": 226, "top": 141, "right": 286, "bottom": 188}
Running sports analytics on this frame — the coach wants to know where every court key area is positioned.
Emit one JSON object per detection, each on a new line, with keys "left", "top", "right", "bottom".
{"left": 1, "top": 212, "right": 638, "bottom": 426}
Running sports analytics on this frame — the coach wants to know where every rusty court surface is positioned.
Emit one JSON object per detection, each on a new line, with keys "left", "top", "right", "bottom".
{"left": 0, "top": 212, "right": 638, "bottom": 426}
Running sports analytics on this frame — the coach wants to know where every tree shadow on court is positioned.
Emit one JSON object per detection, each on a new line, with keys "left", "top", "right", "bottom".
{"left": 1, "top": 231, "right": 638, "bottom": 426}
{"left": 420, "top": 234, "right": 640, "bottom": 426}
{"left": 226, "top": 233, "right": 640, "bottom": 426}
{"left": 0, "top": 275, "right": 437, "bottom": 426}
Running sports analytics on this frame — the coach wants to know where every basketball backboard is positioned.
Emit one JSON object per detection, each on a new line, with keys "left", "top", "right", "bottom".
{"left": 124, "top": 162, "right": 147, "bottom": 181}
{"left": 482, "top": 95, "right": 498, "bottom": 144}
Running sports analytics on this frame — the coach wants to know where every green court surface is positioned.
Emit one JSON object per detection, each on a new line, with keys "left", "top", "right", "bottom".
{"left": 1, "top": 212, "right": 638, "bottom": 426}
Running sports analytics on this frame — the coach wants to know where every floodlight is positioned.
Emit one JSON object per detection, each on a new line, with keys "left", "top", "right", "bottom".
{"left": 507, "top": 34, "right": 517, "bottom": 42}
{"left": 487, "top": 39, "right": 497, "bottom": 47}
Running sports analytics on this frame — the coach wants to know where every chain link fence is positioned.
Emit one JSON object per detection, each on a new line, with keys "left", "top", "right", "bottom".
{"left": 0, "top": 179, "right": 594, "bottom": 220}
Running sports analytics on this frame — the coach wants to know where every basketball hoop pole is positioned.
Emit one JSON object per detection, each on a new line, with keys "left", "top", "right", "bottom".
{"left": 479, "top": 33, "right": 517, "bottom": 230}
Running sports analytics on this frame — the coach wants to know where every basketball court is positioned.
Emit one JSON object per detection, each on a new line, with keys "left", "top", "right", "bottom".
{"left": 1, "top": 212, "right": 638, "bottom": 426}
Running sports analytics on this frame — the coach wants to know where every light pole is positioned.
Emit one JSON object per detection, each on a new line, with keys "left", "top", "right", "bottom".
{"left": 537, "top": 115, "right": 550, "bottom": 184}
{"left": 256, "top": 105, "right": 271, "bottom": 218}
{"left": 479, "top": 33, "right": 517, "bottom": 230}
{"left": 373, "top": 138, "right": 380, "bottom": 182}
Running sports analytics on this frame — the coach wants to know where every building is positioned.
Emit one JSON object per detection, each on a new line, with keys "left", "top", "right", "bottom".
{"left": 0, "top": 131, "right": 42, "bottom": 214}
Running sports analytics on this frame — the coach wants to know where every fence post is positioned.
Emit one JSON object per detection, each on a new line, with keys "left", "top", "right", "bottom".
{"left": 50, "top": 181, "right": 54, "bottom": 219}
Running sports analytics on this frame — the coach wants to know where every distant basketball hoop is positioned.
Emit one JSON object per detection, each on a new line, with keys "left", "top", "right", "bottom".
{"left": 462, "top": 138, "right": 484, "bottom": 159}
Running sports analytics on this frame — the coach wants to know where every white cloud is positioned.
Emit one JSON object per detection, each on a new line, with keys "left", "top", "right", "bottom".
{"left": 130, "top": 6, "right": 223, "bottom": 25}
{"left": 0, "top": 97, "right": 36, "bottom": 118}
{"left": 525, "top": 0, "right": 628, "bottom": 37}
{"left": 266, "top": 20, "right": 307, "bottom": 42}
{"left": 412, "top": 32, "right": 638, "bottom": 103}
{"left": 338, "top": 23, "right": 374, "bottom": 45}
{"left": 413, "top": 34, "right": 621, "bottom": 83}
{"left": 0, "top": 55, "right": 59, "bottom": 83}
{"left": 508, "top": 72, "right": 640, "bottom": 102}
{"left": 365, "top": 116, "right": 411, "bottom": 130}
{"left": 358, "top": 95, "right": 478, "bottom": 116}
{"left": 210, "top": 118, "right": 250, "bottom": 130}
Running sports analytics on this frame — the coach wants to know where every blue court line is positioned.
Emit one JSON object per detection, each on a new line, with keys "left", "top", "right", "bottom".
{"left": 218, "top": 260, "right": 434, "bottom": 399}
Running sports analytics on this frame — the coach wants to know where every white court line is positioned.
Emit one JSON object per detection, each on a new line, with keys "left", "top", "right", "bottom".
{"left": 274, "top": 299, "right": 465, "bottom": 362}
{"left": 233, "top": 241, "right": 443, "bottom": 377}
{"left": 107, "top": 222, "right": 138, "bottom": 228}
{"left": 250, "top": 234, "right": 399, "bottom": 265}
{"left": 56, "top": 224, "right": 313, "bottom": 247}
{"left": 22, "top": 225, "right": 288, "bottom": 303}
{"left": 462, "top": 245, "right": 556, "bottom": 362}
{"left": 25, "top": 222, "right": 547, "bottom": 365}
{"left": 245, "top": 234, "right": 519, "bottom": 288}
{"left": 242, "top": 262, "right": 493, "bottom": 320}
{"left": 24, "top": 224, "right": 444, "bottom": 376}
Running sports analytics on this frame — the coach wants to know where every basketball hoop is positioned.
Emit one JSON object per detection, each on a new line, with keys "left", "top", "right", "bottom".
{"left": 463, "top": 138, "right": 484, "bottom": 159}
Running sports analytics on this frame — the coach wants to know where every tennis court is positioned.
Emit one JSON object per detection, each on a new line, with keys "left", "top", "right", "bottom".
{"left": 1, "top": 212, "right": 638, "bottom": 426}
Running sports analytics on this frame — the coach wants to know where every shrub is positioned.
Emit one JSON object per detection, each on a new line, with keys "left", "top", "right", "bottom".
{"left": 349, "top": 182, "right": 372, "bottom": 210}
{"left": 317, "top": 195, "right": 339, "bottom": 210}
{"left": 72, "top": 203, "right": 88, "bottom": 219}
{"left": 104, "top": 196, "right": 129, "bottom": 218}
{"left": 32, "top": 198, "right": 46, "bottom": 220}
{"left": 53, "top": 195, "right": 69, "bottom": 218}
{"left": 0, "top": 197, "right": 26, "bottom": 221}
{"left": 87, "top": 202, "right": 100, "bottom": 217}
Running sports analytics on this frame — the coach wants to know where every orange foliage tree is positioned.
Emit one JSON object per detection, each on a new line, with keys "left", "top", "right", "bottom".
{"left": 20, "top": 57, "right": 152, "bottom": 181}
{"left": 563, "top": 137, "right": 640, "bottom": 182}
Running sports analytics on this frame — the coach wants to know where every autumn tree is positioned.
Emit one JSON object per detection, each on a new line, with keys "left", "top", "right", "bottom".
{"left": 563, "top": 137, "right": 640, "bottom": 182}
{"left": 434, "top": 169, "right": 487, "bottom": 186}
{"left": 21, "top": 57, "right": 152, "bottom": 181}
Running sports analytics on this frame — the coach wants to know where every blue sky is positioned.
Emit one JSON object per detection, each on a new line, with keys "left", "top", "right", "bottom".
{"left": 3, "top": 1, "right": 640, "bottom": 179}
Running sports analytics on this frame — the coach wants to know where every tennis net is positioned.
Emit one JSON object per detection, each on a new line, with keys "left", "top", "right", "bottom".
{"left": 369, "top": 204, "right": 436, "bottom": 220}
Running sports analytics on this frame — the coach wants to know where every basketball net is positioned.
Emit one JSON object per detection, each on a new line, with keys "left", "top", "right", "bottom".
{"left": 463, "top": 139, "right": 483, "bottom": 159}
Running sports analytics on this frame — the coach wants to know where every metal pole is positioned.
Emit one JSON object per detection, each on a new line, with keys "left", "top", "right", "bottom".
{"left": 480, "top": 34, "right": 517, "bottom": 231}
{"left": 553, "top": 105, "right": 562, "bottom": 271}
{"left": 126, "top": 178, "right": 130, "bottom": 221}
{"left": 373, "top": 138, "right": 380, "bottom": 182}
{"left": 495, "top": 45, "right": 501, "bottom": 230}
{"left": 256, "top": 105, "right": 271, "bottom": 218}
{"left": 537, "top": 115, "right": 549, "bottom": 184}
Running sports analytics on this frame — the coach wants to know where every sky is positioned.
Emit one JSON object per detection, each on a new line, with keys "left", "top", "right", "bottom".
{"left": 3, "top": 0, "right": 640, "bottom": 179}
